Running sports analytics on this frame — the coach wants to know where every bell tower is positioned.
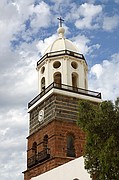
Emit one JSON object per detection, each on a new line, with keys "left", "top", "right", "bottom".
{"left": 23, "top": 19, "right": 101, "bottom": 180}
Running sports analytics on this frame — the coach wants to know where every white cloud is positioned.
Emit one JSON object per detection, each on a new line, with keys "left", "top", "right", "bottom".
{"left": 75, "top": 3, "right": 102, "bottom": 29}
{"left": 65, "top": 3, "right": 80, "bottom": 21}
{"left": 0, "top": 0, "right": 51, "bottom": 48}
{"left": 0, "top": 108, "right": 27, "bottom": 180}
{"left": 89, "top": 53, "right": 119, "bottom": 100}
{"left": 0, "top": 41, "right": 38, "bottom": 109}
{"left": 36, "top": 34, "right": 57, "bottom": 55}
{"left": 0, "top": 0, "right": 52, "bottom": 109}
{"left": 72, "top": 35, "right": 90, "bottom": 54}
{"left": 79, "top": 3, "right": 102, "bottom": 17}
{"left": 103, "top": 15, "right": 119, "bottom": 31}
{"left": 90, "top": 64, "right": 103, "bottom": 79}
{"left": 72, "top": 34, "right": 100, "bottom": 55}
{"left": 29, "top": 1, "right": 51, "bottom": 31}
{"left": 0, "top": 1, "right": 23, "bottom": 46}
{"left": 75, "top": 17, "right": 93, "bottom": 29}
{"left": 0, "top": 2, "right": 51, "bottom": 178}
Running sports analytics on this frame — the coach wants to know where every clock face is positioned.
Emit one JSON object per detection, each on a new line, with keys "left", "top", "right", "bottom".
{"left": 38, "top": 109, "right": 44, "bottom": 122}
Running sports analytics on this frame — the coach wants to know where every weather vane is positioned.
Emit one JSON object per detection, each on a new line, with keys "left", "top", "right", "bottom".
{"left": 57, "top": 17, "right": 64, "bottom": 27}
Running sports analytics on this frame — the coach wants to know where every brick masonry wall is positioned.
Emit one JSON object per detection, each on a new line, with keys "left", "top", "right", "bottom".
{"left": 29, "top": 94, "right": 56, "bottom": 134}
{"left": 24, "top": 93, "right": 86, "bottom": 180}
{"left": 29, "top": 94, "right": 79, "bottom": 135}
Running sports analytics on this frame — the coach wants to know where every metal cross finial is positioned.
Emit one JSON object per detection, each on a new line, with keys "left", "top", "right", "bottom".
{"left": 57, "top": 17, "right": 64, "bottom": 27}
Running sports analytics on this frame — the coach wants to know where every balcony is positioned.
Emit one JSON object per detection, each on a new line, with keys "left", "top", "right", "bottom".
{"left": 27, "top": 148, "right": 50, "bottom": 168}
{"left": 28, "top": 82, "right": 101, "bottom": 108}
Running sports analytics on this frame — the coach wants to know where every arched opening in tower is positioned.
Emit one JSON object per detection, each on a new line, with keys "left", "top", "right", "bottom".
{"left": 54, "top": 72, "right": 62, "bottom": 87}
{"left": 32, "top": 142, "right": 37, "bottom": 155}
{"left": 43, "top": 135, "right": 48, "bottom": 150}
{"left": 41, "top": 77, "right": 45, "bottom": 92}
{"left": 67, "top": 134, "right": 75, "bottom": 157}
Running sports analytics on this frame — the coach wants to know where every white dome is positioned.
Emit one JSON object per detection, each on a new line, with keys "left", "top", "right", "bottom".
{"left": 44, "top": 27, "right": 79, "bottom": 54}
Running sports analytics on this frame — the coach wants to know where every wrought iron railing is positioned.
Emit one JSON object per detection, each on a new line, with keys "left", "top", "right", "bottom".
{"left": 27, "top": 148, "right": 50, "bottom": 168}
{"left": 28, "top": 82, "right": 101, "bottom": 108}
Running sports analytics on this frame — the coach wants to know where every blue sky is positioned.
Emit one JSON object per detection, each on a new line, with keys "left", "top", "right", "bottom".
{"left": 0, "top": 0, "right": 119, "bottom": 179}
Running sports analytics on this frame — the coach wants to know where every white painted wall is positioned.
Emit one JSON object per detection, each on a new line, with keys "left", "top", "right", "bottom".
{"left": 37, "top": 25, "right": 89, "bottom": 93}
{"left": 31, "top": 156, "right": 91, "bottom": 180}
{"left": 37, "top": 56, "right": 88, "bottom": 93}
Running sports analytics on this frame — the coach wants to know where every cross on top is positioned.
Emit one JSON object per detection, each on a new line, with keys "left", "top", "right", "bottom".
{"left": 57, "top": 17, "right": 64, "bottom": 27}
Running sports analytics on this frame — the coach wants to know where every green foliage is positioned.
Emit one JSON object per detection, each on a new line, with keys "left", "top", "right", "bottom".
{"left": 78, "top": 98, "right": 119, "bottom": 180}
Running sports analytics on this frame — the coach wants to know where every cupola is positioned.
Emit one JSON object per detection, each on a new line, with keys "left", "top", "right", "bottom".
{"left": 36, "top": 18, "right": 88, "bottom": 94}
{"left": 44, "top": 26, "right": 79, "bottom": 54}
